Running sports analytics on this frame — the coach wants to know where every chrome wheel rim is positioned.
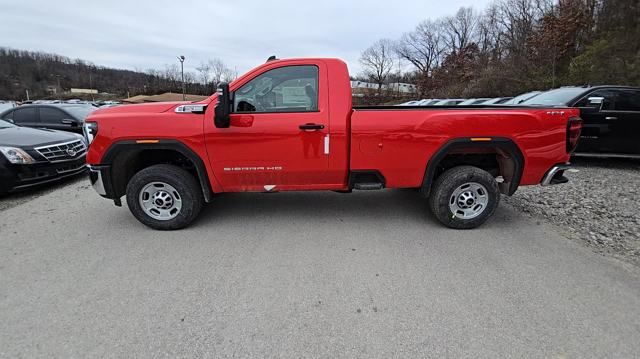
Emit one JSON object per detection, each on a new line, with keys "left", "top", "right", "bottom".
{"left": 139, "top": 182, "right": 182, "bottom": 221}
{"left": 449, "top": 182, "right": 489, "bottom": 219}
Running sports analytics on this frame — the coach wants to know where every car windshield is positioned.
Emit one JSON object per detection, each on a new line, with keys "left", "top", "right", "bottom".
{"left": 521, "top": 88, "right": 586, "bottom": 106}
{"left": 0, "top": 119, "right": 15, "bottom": 128}
{"left": 63, "top": 105, "right": 95, "bottom": 120}
{"left": 508, "top": 91, "right": 541, "bottom": 104}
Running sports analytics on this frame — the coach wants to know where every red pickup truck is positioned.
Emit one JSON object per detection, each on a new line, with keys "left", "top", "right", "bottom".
{"left": 85, "top": 58, "right": 582, "bottom": 230}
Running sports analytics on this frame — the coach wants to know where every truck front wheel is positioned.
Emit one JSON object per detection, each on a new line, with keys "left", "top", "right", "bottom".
{"left": 126, "top": 164, "right": 203, "bottom": 230}
{"left": 428, "top": 166, "right": 500, "bottom": 229}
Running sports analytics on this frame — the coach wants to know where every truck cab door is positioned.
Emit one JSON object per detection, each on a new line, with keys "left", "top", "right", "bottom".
{"left": 574, "top": 89, "right": 618, "bottom": 154}
{"left": 606, "top": 89, "right": 640, "bottom": 155}
{"left": 205, "top": 63, "right": 337, "bottom": 192}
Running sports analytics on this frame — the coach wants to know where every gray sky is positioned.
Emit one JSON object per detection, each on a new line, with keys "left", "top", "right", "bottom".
{"left": 0, "top": 0, "right": 491, "bottom": 77}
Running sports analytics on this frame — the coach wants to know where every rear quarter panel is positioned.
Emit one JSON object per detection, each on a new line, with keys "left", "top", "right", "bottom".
{"left": 350, "top": 107, "right": 578, "bottom": 188}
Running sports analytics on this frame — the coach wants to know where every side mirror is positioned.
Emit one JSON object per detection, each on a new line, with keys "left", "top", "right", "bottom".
{"left": 585, "top": 96, "right": 604, "bottom": 111}
{"left": 61, "top": 118, "right": 79, "bottom": 126}
{"left": 6, "top": 118, "right": 14, "bottom": 124}
{"left": 214, "top": 83, "right": 231, "bottom": 128}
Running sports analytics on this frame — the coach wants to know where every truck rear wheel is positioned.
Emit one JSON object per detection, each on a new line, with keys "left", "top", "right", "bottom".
{"left": 126, "top": 164, "right": 203, "bottom": 230}
{"left": 428, "top": 165, "right": 500, "bottom": 229}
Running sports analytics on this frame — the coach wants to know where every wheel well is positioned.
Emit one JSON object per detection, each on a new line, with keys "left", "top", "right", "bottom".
{"left": 110, "top": 149, "right": 204, "bottom": 200}
{"left": 423, "top": 141, "right": 524, "bottom": 196}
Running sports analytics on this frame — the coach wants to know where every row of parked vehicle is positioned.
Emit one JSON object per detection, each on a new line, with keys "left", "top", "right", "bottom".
{"left": 398, "top": 91, "right": 542, "bottom": 107}
{"left": 0, "top": 85, "right": 638, "bottom": 195}
{"left": 18, "top": 99, "right": 121, "bottom": 107}
{"left": 0, "top": 102, "right": 98, "bottom": 195}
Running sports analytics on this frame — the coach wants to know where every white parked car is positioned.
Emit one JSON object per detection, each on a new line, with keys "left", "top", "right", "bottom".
{"left": 457, "top": 98, "right": 492, "bottom": 105}
{"left": 433, "top": 99, "right": 465, "bottom": 106}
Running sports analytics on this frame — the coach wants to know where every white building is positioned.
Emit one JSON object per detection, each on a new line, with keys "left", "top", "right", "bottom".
{"left": 350, "top": 81, "right": 417, "bottom": 94}
{"left": 387, "top": 82, "right": 417, "bottom": 94}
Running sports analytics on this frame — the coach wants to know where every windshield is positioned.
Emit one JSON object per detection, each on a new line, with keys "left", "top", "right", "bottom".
{"left": 63, "top": 106, "right": 95, "bottom": 120}
{"left": 508, "top": 91, "right": 541, "bottom": 104}
{"left": 0, "top": 119, "right": 15, "bottom": 128}
{"left": 521, "top": 88, "right": 586, "bottom": 106}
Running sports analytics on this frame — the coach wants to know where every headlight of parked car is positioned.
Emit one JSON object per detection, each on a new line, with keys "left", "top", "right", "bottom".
{"left": 0, "top": 146, "right": 35, "bottom": 164}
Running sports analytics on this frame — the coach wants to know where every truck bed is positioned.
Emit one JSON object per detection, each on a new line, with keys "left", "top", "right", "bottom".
{"left": 349, "top": 105, "right": 577, "bottom": 189}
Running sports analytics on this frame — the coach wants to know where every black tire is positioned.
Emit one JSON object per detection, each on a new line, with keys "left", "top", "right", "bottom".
{"left": 126, "top": 164, "right": 203, "bottom": 230}
{"left": 428, "top": 165, "right": 500, "bottom": 229}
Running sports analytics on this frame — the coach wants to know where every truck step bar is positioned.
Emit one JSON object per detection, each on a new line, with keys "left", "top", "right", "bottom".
{"left": 353, "top": 183, "right": 384, "bottom": 190}
{"left": 349, "top": 170, "right": 386, "bottom": 190}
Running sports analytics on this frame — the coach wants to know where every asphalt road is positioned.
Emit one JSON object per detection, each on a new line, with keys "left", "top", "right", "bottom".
{"left": 1, "top": 179, "right": 639, "bottom": 358}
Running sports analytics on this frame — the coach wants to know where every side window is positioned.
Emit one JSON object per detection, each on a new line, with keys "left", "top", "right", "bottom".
{"left": 12, "top": 108, "right": 38, "bottom": 124}
{"left": 614, "top": 90, "right": 640, "bottom": 112}
{"left": 40, "top": 107, "right": 66, "bottom": 124}
{"left": 233, "top": 65, "right": 319, "bottom": 113}
{"left": 575, "top": 90, "right": 615, "bottom": 111}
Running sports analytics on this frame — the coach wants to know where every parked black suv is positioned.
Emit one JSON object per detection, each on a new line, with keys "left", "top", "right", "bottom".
{"left": 0, "top": 104, "right": 95, "bottom": 134}
{"left": 522, "top": 86, "right": 640, "bottom": 157}
{"left": 0, "top": 119, "right": 87, "bottom": 194}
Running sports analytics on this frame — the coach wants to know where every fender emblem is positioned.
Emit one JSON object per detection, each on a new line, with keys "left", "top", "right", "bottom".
{"left": 175, "top": 104, "right": 207, "bottom": 113}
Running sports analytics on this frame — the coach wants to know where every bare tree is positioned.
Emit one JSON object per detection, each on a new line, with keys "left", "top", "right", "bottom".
{"left": 395, "top": 20, "right": 445, "bottom": 77}
{"left": 498, "top": 0, "right": 550, "bottom": 55}
{"left": 209, "top": 58, "right": 234, "bottom": 88}
{"left": 223, "top": 67, "right": 238, "bottom": 83}
{"left": 443, "top": 7, "right": 480, "bottom": 53}
{"left": 163, "top": 64, "right": 180, "bottom": 91}
{"left": 477, "top": 3, "right": 504, "bottom": 60}
{"left": 195, "top": 61, "right": 212, "bottom": 85}
{"left": 360, "top": 39, "right": 395, "bottom": 91}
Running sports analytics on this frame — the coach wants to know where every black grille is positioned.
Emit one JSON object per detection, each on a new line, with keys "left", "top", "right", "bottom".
{"left": 35, "top": 139, "right": 86, "bottom": 162}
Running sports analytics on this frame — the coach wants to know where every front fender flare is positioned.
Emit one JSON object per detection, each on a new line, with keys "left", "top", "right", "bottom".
{"left": 101, "top": 139, "right": 214, "bottom": 202}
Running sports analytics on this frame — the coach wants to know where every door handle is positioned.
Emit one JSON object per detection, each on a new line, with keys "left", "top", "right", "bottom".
{"left": 605, "top": 116, "right": 617, "bottom": 120}
{"left": 299, "top": 123, "right": 324, "bottom": 130}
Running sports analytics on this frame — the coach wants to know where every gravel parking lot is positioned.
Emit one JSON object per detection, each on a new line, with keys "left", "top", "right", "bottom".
{"left": 505, "top": 157, "right": 640, "bottom": 267}
{"left": 1, "top": 174, "right": 639, "bottom": 358}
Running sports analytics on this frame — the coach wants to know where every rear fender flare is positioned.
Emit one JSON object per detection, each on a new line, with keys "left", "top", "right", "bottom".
{"left": 421, "top": 137, "right": 524, "bottom": 197}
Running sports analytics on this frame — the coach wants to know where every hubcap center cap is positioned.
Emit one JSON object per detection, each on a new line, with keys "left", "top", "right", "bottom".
{"left": 457, "top": 191, "right": 477, "bottom": 209}
{"left": 152, "top": 190, "right": 173, "bottom": 209}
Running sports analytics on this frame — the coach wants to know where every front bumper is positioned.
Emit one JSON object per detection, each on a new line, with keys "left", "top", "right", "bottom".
{"left": 87, "top": 164, "right": 116, "bottom": 198}
{"left": 87, "top": 165, "right": 106, "bottom": 195}
{"left": 541, "top": 163, "right": 571, "bottom": 186}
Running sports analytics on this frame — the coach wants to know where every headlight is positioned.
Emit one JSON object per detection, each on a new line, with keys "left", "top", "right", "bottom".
{"left": 83, "top": 122, "right": 98, "bottom": 144}
{"left": 0, "top": 146, "right": 35, "bottom": 164}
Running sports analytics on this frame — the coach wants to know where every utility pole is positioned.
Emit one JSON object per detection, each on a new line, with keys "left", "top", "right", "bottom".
{"left": 89, "top": 72, "right": 94, "bottom": 101}
{"left": 178, "top": 55, "right": 186, "bottom": 100}
{"left": 552, "top": 43, "right": 556, "bottom": 89}
{"left": 55, "top": 74, "right": 61, "bottom": 100}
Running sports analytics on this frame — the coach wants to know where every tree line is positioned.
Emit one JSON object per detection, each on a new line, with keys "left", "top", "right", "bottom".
{"left": 359, "top": 0, "right": 639, "bottom": 98}
{"left": 0, "top": 48, "right": 236, "bottom": 100}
